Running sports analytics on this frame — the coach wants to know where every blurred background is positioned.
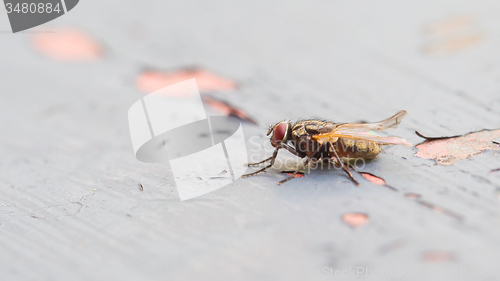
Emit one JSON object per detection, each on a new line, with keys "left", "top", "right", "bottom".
{"left": 1, "top": 0, "right": 500, "bottom": 280}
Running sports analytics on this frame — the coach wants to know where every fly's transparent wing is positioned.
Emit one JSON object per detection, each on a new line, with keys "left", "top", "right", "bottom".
{"left": 313, "top": 129, "right": 412, "bottom": 146}
{"left": 336, "top": 110, "right": 407, "bottom": 131}
{"left": 312, "top": 110, "right": 412, "bottom": 146}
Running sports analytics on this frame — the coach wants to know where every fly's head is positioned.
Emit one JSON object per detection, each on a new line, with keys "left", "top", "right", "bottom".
{"left": 267, "top": 120, "right": 292, "bottom": 148}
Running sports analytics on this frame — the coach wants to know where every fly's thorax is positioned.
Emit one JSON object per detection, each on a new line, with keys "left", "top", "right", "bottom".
{"left": 287, "top": 120, "right": 330, "bottom": 157}
{"left": 290, "top": 120, "right": 330, "bottom": 139}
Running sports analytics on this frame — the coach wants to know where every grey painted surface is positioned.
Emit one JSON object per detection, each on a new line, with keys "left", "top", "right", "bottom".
{"left": 0, "top": 0, "right": 500, "bottom": 280}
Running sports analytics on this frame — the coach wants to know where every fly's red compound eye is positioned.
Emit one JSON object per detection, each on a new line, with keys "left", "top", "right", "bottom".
{"left": 274, "top": 123, "right": 288, "bottom": 142}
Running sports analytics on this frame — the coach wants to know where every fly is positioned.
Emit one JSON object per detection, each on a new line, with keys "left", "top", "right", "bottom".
{"left": 242, "top": 110, "right": 412, "bottom": 185}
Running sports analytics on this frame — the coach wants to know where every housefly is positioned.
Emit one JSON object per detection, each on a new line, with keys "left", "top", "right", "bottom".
{"left": 243, "top": 110, "right": 412, "bottom": 185}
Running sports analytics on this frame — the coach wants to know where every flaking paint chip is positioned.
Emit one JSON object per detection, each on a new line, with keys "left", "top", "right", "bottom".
{"left": 360, "top": 172, "right": 386, "bottom": 185}
{"left": 32, "top": 28, "right": 102, "bottom": 61}
{"left": 342, "top": 213, "right": 369, "bottom": 228}
{"left": 421, "top": 251, "right": 454, "bottom": 263}
{"left": 280, "top": 171, "right": 305, "bottom": 178}
{"left": 136, "top": 68, "right": 237, "bottom": 94}
{"left": 415, "top": 129, "right": 500, "bottom": 166}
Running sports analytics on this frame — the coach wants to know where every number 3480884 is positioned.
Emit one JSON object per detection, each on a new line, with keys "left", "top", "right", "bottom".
{"left": 5, "top": 2, "right": 62, "bottom": 14}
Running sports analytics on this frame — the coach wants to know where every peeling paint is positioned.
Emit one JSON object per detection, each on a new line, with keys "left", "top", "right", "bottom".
{"left": 422, "top": 34, "right": 483, "bottom": 54}
{"left": 423, "top": 15, "right": 474, "bottom": 36}
{"left": 280, "top": 171, "right": 305, "bottom": 178}
{"left": 32, "top": 28, "right": 102, "bottom": 61}
{"left": 136, "top": 68, "right": 237, "bottom": 94}
{"left": 421, "top": 251, "right": 455, "bottom": 263}
{"left": 342, "top": 213, "right": 369, "bottom": 228}
{"left": 421, "top": 15, "right": 483, "bottom": 55}
{"left": 359, "top": 172, "right": 397, "bottom": 191}
{"left": 360, "top": 172, "right": 385, "bottom": 185}
{"left": 415, "top": 129, "right": 500, "bottom": 166}
{"left": 202, "top": 96, "right": 258, "bottom": 125}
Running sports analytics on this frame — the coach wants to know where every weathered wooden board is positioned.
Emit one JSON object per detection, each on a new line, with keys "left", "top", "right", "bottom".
{"left": 0, "top": 0, "right": 500, "bottom": 280}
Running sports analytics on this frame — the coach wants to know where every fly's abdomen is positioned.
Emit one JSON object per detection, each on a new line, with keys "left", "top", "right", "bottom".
{"left": 332, "top": 139, "right": 382, "bottom": 160}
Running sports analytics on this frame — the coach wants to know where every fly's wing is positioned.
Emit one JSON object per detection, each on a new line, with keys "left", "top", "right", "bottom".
{"left": 313, "top": 129, "right": 412, "bottom": 146}
{"left": 313, "top": 110, "right": 412, "bottom": 146}
{"left": 338, "top": 110, "right": 407, "bottom": 131}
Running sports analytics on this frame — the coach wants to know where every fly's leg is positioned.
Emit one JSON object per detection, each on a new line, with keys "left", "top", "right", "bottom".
{"left": 247, "top": 156, "right": 273, "bottom": 167}
{"left": 330, "top": 145, "right": 359, "bottom": 186}
{"left": 322, "top": 158, "right": 355, "bottom": 169}
{"left": 242, "top": 148, "right": 280, "bottom": 178}
{"left": 247, "top": 143, "right": 300, "bottom": 167}
{"left": 246, "top": 143, "right": 299, "bottom": 167}
{"left": 280, "top": 143, "right": 301, "bottom": 157}
{"left": 277, "top": 143, "right": 323, "bottom": 185}
{"left": 345, "top": 162, "right": 357, "bottom": 171}
{"left": 277, "top": 157, "right": 311, "bottom": 185}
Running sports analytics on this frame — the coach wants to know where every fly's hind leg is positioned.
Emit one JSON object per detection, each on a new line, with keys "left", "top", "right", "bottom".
{"left": 322, "top": 158, "right": 356, "bottom": 171}
{"left": 344, "top": 161, "right": 357, "bottom": 171}
{"left": 328, "top": 144, "right": 360, "bottom": 186}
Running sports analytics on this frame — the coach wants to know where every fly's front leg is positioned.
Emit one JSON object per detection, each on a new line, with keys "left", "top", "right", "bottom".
{"left": 246, "top": 143, "right": 298, "bottom": 167}
{"left": 242, "top": 148, "right": 280, "bottom": 178}
{"left": 247, "top": 156, "right": 273, "bottom": 167}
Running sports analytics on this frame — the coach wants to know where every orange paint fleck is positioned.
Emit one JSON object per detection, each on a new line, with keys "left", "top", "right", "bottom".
{"left": 423, "top": 34, "right": 483, "bottom": 54}
{"left": 422, "top": 251, "right": 454, "bottom": 263}
{"left": 136, "top": 68, "right": 237, "bottom": 94}
{"left": 280, "top": 171, "right": 305, "bottom": 178}
{"left": 421, "top": 15, "right": 483, "bottom": 55}
{"left": 424, "top": 15, "right": 474, "bottom": 36}
{"left": 415, "top": 129, "right": 500, "bottom": 166}
{"left": 32, "top": 28, "right": 102, "bottom": 61}
{"left": 342, "top": 213, "right": 369, "bottom": 228}
{"left": 360, "top": 172, "right": 386, "bottom": 185}
{"left": 202, "top": 96, "right": 257, "bottom": 125}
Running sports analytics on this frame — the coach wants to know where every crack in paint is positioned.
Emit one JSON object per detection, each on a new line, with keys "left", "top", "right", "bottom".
{"left": 404, "top": 192, "right": 463, "bottom": 221}
{"left": 377, "top": 239, "right": 405, "bottom": 255}
{"left": 414, "top": 199, "right": 464, "bottom": 222}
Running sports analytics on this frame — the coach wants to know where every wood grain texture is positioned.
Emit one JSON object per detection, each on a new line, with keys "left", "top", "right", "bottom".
{"left": 0, "top": 0, "right": 500, "bottom": 280}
